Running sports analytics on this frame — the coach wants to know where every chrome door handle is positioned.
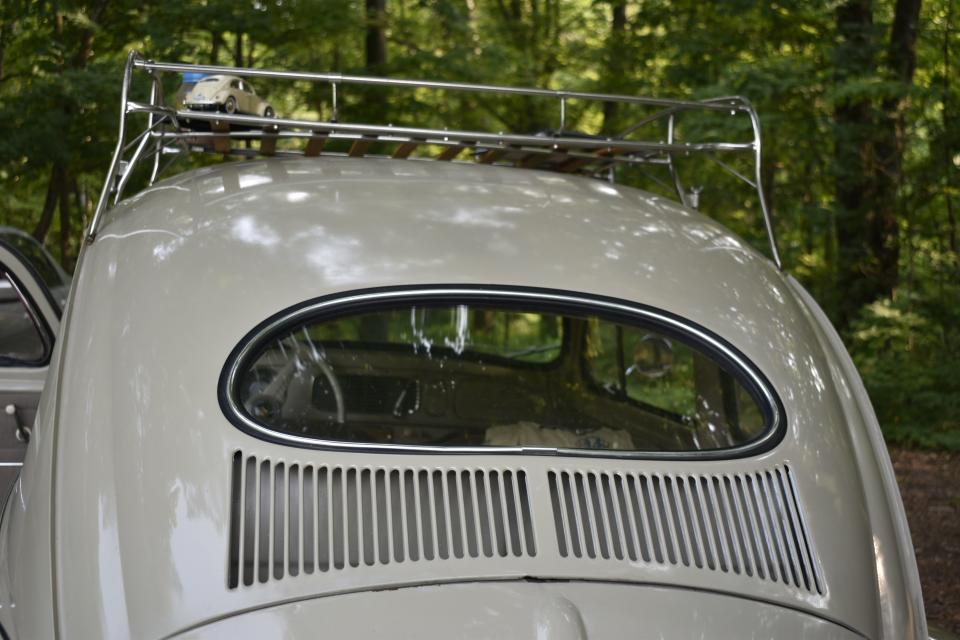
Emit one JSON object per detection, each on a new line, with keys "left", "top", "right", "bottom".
{"left": 4, "top": 404, "right": 30, "bottom": 443}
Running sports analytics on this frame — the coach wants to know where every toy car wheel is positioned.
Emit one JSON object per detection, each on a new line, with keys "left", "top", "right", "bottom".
{"left": 264, "top": 106, "right": 275, "bottom": 118}
{"left": 224, "top": 96, "right": 237, "bottom": 114}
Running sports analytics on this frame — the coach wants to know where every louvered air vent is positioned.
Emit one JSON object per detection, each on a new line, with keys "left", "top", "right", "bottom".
{"left": 228, "top": 452, "right": 536, "bottom": 588}
{"left": 548, "top": 466, "right": 823, "bottom": 594}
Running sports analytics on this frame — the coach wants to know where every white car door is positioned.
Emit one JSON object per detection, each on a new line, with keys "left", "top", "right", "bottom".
{"left": 238, "top": 80, "right": 255, "bottom": 114}
{"left": 0, "top": 241, "right": 60, "bottom": 497}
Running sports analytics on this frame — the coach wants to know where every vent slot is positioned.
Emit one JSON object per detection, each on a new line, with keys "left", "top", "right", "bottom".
{"left": 228, "top": 454, "right": 536, "bottom": 588}
{"left": 548, "top": 466, "right": 822, "bottom": 594}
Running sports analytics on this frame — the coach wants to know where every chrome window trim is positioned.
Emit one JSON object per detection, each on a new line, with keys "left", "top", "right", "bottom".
{"left": 219, "top": 286, "right": 786, "bottom": 460}
{"left": 0, "top": 235, "right": 66, "bottom": 319}
{"left": 0, "top": 262, "right": 55, "bottom": 368}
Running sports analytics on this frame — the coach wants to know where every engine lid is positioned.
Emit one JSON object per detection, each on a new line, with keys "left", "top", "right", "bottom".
{"left": 174, "top": 581, "right": 862, "bottom": 639}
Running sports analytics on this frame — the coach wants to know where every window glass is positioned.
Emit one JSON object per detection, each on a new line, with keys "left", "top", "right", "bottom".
{"left": 306, "top": 306, "right": 562, "bottom": 364}
{"left": 0, "top": 273, "right": 46, "bottom": 364}
{"left": 584, "top": 320, "right": 764, "bottom": 450}
{"left": 231, "top": 300, "right": 773, "bottom": 453}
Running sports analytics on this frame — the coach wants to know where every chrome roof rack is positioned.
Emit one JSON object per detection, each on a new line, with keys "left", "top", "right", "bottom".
{"left": 89, "top": 51, "right": 782, "bottom": 268}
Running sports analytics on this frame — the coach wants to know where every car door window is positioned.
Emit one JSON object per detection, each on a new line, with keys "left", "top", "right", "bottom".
{"left": 0, "top": 233, "right": 70, "bottom": 312}
{"left": 1, "top": 236, "right": 61, "bottom": 291}
{"left": 0, "top": 271, "right": 47, "bottom": 365}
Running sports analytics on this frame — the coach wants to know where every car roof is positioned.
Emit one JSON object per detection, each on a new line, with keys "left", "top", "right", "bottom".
{"left": 92, "top": 156, "right": 786, "bottom": 364}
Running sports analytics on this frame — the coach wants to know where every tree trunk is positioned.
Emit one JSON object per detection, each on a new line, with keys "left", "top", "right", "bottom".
{"left": 33, "top": 166, "right": 61, "bottom": 244}
{"left": 41, "top": 1, "right": 109, "bottom": 258}
{"left": 70, "top": 0, "right": 108, "bottom": 70}
{"left": 886, "top": 0, "right": 923, "bottom": 83}
{"left": 57, "top": 168, "right": 71, "bottom": 268}
{"left": 602, "top": 0, "right": 627, "bottom": 133}
{"left": 210, "top": 31, "right": 223, "bottom": 65}
{"left": 833, "top": 0, "right": 923, "bottom": 329}
{"left": 943, "top": 1, "right": 957, "bottom": 255}
{"left": 72, "top": 175, "right": 85, "bottom": 234}
{"left": 871, "top": 0, "right": 922, "bottom": 293}
{"left": 234, "top": 32, "right": 244, "bottom": 67}
{"left": 365, "top": 0, "right": 387, "bottom": 70}
{"left": 833, "top": 0, "right": 881, "bottom": 329}
{"left": 0, "top": 21, "right": 7, "bottom": 83}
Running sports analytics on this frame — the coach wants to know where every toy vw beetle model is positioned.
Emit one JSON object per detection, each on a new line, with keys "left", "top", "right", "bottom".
{"left": 0, "top": 53, "right": 936, "bottom": 639}
{"left": 184, "top": 73, "right": 274, "bottom": 117}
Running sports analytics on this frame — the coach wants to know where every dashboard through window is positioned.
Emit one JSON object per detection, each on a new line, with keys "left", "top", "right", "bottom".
{"left": 225, "top": 291, "right": 781, "bottom": 456}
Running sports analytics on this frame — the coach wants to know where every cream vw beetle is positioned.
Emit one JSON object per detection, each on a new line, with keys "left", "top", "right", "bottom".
{"left": 184, "top": 74, "right": 275, "bottom": 117}
{"left": 0, "top": 54, "right": 934, "bottom": 639}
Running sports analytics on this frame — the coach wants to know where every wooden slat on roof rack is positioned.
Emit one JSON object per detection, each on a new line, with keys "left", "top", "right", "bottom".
{"left": 212, "top": 120, "right": 231, "bottom": 154}
{"left": 436, "top": 145, "right": 464, "bottom": 161}
{"left": 304, "top": 132, "right": 328, "bottom": 157}
{"left": 260, "top": 125, "right": 278, "bottom": 156}
{"left": 349, "top": 137, "right": 375, "bottom": 157}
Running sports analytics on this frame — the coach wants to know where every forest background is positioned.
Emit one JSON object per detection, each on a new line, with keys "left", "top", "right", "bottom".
{"left": 0, "top": 0, "right": 956, "bottom": 450}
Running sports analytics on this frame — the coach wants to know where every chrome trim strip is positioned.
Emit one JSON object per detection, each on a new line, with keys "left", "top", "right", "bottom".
{"left": 138, "top": 58, "right": 747, "bottom": 110}
{"left": 221, "top": 287, "right": 784, "bottom": 459}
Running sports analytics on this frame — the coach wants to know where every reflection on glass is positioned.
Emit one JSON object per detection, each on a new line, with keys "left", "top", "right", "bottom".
{"left": 236, "top": 302, "right": 769, "bottom": 453}
{"left": 0, "top": 273, "right": 46, "bottom": 364}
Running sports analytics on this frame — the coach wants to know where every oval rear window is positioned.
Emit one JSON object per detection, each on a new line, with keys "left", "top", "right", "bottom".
{"left": 222, "top": 289, "right": 782, "bottom": 457}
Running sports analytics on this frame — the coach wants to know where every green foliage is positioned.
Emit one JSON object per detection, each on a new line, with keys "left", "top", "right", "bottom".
{"left": 851, "top": 285, "right": 960, "bottom": 449}
{"left": 0, "top": 0, "right": 957, "bottom": 448}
